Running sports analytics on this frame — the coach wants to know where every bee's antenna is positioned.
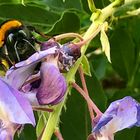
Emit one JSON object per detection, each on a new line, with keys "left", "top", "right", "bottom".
{"left": 3, "top": 45, "right": 16, "bottom": 67}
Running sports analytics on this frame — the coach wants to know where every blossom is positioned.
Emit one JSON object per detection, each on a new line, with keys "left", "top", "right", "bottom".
{"left": 0, "top": 78, "right": 35, "bottom": 140}
{"left": 36, "top": 62, "right": 67, "bottom": 105}
{"left": 41, "top": 40, "right": 81, "bottom": 71}
{"left": 5, "top": 43, "right": 67, "bottom": 105}
{"left": 91, "top": 96, "right": 140, "bottom": 140}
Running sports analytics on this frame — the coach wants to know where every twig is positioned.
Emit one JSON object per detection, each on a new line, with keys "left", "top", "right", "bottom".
{"left": 32, "top": 106, "right": 53, "bottom": 112}
{"left": 72, "top": 25, "right": 102, "bottom": 48}
{"left": 52, "top": 33, "right": 83, "bottom": 41}
{"left": 78, "top": 65, "right": 94, "bottom": 120}
{"left": 54, "top": 129, "right": 64, "bottom": 140}
{"left": 72, "top": 82, "right": 102, "bottom": 116}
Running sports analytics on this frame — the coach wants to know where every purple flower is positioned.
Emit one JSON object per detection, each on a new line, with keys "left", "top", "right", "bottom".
{"left": 41, "top": 40, "right": 81, "bottom": 71}
{"left": 5, "top": 47, "right": 57, "bottom": 89}
{"left": 36, "top": 62, "right": 67, "bottom": 105}
{"left": 5, "top": 44, "right": 67, "bottom": 106}
{"left": 91, "top": 96, "right": 140, "bottom": 140}
{"left": 0, "top": 78, "right": 35, "bottom": 140}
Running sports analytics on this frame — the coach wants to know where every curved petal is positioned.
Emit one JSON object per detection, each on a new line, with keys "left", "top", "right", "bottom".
{"left": 93, "top": 96, "right": 139, "bottom": 135}
{"left": 136, "top": 105, "right": 140, "bottom": 126}
{"left": 0, "top": 79, "right": 35, "bottom": 126}
{"left": 93, "top": 116, "right": 113, "bottom": 133}
{"left": 41, "top": 40, "right": 61, "bottom": 50}
{"left": 0, "top": 129, "right": 13, "bottom": 140}
{"left": 36, "top": 62, "right": 67, "bottom": 105}
{"left": 5, "top": 47, "right": 57, "bottom": 89}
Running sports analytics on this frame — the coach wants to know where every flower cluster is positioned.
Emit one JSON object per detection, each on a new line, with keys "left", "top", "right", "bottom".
{"left": 0, "top": 39, "right": 81, "bottom": 139}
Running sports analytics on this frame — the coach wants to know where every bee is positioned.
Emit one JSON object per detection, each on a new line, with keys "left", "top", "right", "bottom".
{"left": 0, "top": 19, "right": 48, "bottom": 69}
{"left": 0, "top": 57, "right": 9, "bottom": 75}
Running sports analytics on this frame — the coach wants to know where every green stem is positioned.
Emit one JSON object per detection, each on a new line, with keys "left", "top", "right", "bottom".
{"left": 40, "top": 0, "right": 124, "bottom": 140}
{"left": 87, "top": 0, "right": 97, "bottom": 12}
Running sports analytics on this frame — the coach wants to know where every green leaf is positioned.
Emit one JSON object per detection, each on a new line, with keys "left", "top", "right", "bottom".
{"left": 47, "top": 11, "right": 80, "bottom": 35}
{"left": 41, "top": 0, "right": 83, "bottom": 12}
{"left": 81, "top": 0, "right": 91, "bottom": 14}
{"left": 125, "top": 0, "right": 134, "bottom": 4}
{"left": 88, "top": 54, "right": 108, "bottom": 80}
{"left": 36, "top": 113, "right": 47, "bottom": 137}
{"left": 114, "top": 1, "right": 140, "bottom": 17}
{"left": 100, "top": 23, "right": 111, "bottom": 63}
{"left": 115, "top": 127, "right": 136, "bottom": 140}
{"left": 108, "top": 88, "right": 140, "bottom": 104}
{"left": 110, "top": 28, "right": 135, "bottom": 81}
{"left": 61, "top": 87, "right": 91, "bottom": 140}
{"left": 0, "top": 0, "right": 83, "bottom": 13}
{"left": 86, "top": 67, "right": 107, "bottom": 111}
{"left": 0, "top": 3, "right": 60, "bottom": 28}
{"left": 135, "top": 127, "right": 140, "bottom": 139}
{"left": 60, "top": 64, "right": 107, "bottom": 139}
{"left": 81, "top": 55, "right": 91, "bottom": 76}
{"left": 14, "top": 124, "right": 37, "bottom": 140}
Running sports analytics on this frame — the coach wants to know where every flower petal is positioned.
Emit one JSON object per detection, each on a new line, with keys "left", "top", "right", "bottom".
{"left": 0, "top": 79, "right": 35, "bottom": 126}
{"left": 135, "top": 105, "right": 140, "bottom": 126}
{"left": 36, "top": 62, "right": 67, "bottom": 105}
{"left": 93, "top": 96, "right": 139, "bottom": 135}
{"left": 0, "top": 129, "right": 13, "bottom": 140}
{"left": 5, "top": 47, "right": 57, "bottom": 89}
{"left": 41, "top": 40, "right": 61, "bottom": 50}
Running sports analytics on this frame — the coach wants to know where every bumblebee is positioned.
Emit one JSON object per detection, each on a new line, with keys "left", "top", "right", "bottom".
{"left": 0, "top": 19, "right": 47, "bottom": 69}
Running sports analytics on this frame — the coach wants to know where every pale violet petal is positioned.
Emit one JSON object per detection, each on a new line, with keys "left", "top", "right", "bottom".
{"left": 0, "top": 79, "right": 35, "bottom": 126}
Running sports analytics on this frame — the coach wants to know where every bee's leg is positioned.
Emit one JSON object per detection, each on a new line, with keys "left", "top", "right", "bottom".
{"left": 14, "top": 41, "right": 20, "bottom": 61}
{"left": 3, "top": 45, "right": 16, "bottom": 68}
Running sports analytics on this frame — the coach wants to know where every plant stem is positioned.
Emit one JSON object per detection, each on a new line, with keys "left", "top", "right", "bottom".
{"left": 78, "top": 65, "right": 94, "bottom": 120}
{"left": 72, "top": 82, "right": 102, "bottom": 116}
{"left": 40, "top": 1, "right": 124, "bottom": 140}
{"left": 52, "top": 33, "right": 83, "bottom": 41}
{"left": 73, "top": 25, "right": 103, "bottom": 48}
{"left": 87, "top": 0, "right": 97, "bottom": 12}
{"left": 54, "top": 129, "right": 64, "bottom": 140}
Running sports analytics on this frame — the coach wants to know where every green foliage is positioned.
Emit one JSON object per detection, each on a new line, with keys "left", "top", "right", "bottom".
{"left": 1, "top": 0, "right": 140, "bottom": 140}
{"left": 61, "top": 87, "right": 91, "bottom": 140}
{"left": 81, "top": 55, "right": 91, "bottom": 76}
{"left": 48, "top": 11, "right": 80, "bottom": 35}
{"left": 36, "top": 112, "right": 48, "bottom": 137}
{"left": 61, "top": 68, "right": 107, "bottom": 139}
{"left": 110, "top": 27, "right": 135, "bottom": 81}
